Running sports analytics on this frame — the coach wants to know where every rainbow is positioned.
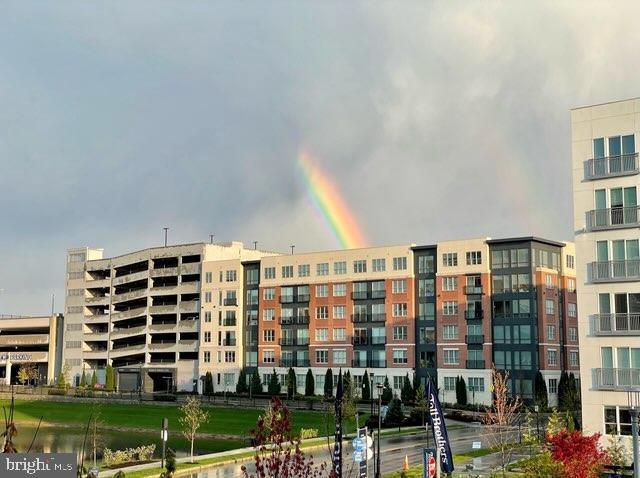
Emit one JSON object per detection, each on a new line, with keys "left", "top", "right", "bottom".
{"left": 297, "top": 151, "right": 368, "bottom": 249}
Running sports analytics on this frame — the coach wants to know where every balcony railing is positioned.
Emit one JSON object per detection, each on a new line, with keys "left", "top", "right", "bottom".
{"left": 590, "top": 260, "right": 640, "bottom": 282}
{"left": 464, "top": 285, "right": 482, "bottom": 295}
{"left": 370, "top": 359, "right": 386, "bottom": 368}
{"left": 279, "top": 315, "right": 310, "bottom": 325}
{"left": 279, "top": 337, "right": 294, "bottom": 346}
{"left": 351, "top": 358, "right": 367, "bottom": 367}
{"left": 593, "top": 368, "right": 640, "bottom": 390}
{"left": 222, "top": 319, "right": 237, "bottom": 327}
{"left": 584, "top": 153, "right": 639, "bottom": 180}
{"left": 464, "top": 310, "right": 483, "bottom": 320}
{"left": 352, "top": 291, "right": 369, "bottom": 300}
{"left": 371, "top": 336, "right": 386, "bottom": 345}
{"left": 280, "top": 295, "right": 294, "bottom": 304}
{"left": 223, "top": 298, "right": 237, "bottom": 306}
{"left": 296, "top": 294, "right": 310, "bottom": 303}
{"left": 371, "top": 313, "right": 386, "bottom": 322}
{"left": 465, "top": 335, "right": 485, "bottom": 345}
{"left": 222, "top": 339, "right": 237, "bottom": 346}
{"left": 592, "top": 313, "right": 640, "bottom": 335}
{"left": 352, "top": 336, "right": 368, "bottom": 346}
{"left": 585, "top": 206, "right": 640, "bottom": 231}
{"left": 279, "top": 337, "right": 309, "bottom": 346}
{"left": 466, "top": 360, "right": 486, "bottom": 369}
{"left": 371, "top": 290, "right": 386, "bottom": 299}
{"left": 351, "top": 313, "right": 370, "bottom": 323}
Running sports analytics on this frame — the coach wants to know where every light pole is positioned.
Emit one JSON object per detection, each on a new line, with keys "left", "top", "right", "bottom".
{"left": 534, "top": 405, "right": 540, "bottom": 443}
{"left": 161, "top": 418, "right": 168, "bottom": 469}
{"left": 628, "top": 391, "right": 640, "bottom": 478}
{"left": 375, "top": 383, "right": 383, "bottom": 478}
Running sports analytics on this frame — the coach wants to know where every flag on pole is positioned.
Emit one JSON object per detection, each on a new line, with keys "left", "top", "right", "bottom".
{"left": 426, "top": 379, "right": 454, "bottom": 473}
{"left": 333, "top": 369, "right": 344, "bottom": 478}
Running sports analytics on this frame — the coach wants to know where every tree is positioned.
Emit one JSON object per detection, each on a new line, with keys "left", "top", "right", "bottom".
{"left": 105, "top": 365, "right": 115, "bottom": 391}
{"left": 17, "top": 363, "right": 38, "bottom": 386}
{"left": 91, "top": 370, "right": 98, "bottom": 388}
{"left": 241, "top": 397, "right": 327, "bottom": 478}
{"left": 483, "top": 368, "right": 522, "bottom": 475}
{"left": 546, "top": 408, "right": 566, "bottom": 437}
{"left": 362, "top": 370, "right": 371, "bottom": 400}
{"left": 267, "top": 369, "right": 280, "bottom": 396}
{"left": 57, "top": 370, "right": 66, "bottom": 388}
{"left": 547, "top": 430, "right": 608, "bottom": 478}
{"left": 324, "top": 369, "right": 333, "bottom": 398}
{"left": 455, "top": 376, "right": 467, "bottom": 406}
{"left": 286, "top": 368, "right": 296, "bottom": 399}
{"left": 606, "top": 433, "right": 630, "bottom": 467}
{"left": 80, "top": 369, "right": 87, "bottom": 388}
{"left": 250, "top": 369, "right": 263, "bottom": 396}
{"left": 400, "top": 374, "right": 414, "bottom": 403}
{"left": 160, "top": 447, "right": 177, "bottom": 478}
{"left": 179, "top": 396, "right": 210, "bottom": 463}
{"left": 412, "top": 385, "right": 428, "bottom": 427}
{"left": 412, "top": 374, "right": 420, "bottom": 401}
{"left": 384, "top": 398, "right": 404, "bottom": 430}
{"left": 236, "top": 369, "right": 248, "bottom": 395}
{"left": 381, "top": 377, "right": 393, "bottom": 405}
{"left": 304, "top": 369, "right": 315, "bottom": 397}
{"left": 339, "top": 372, "right": 357, "bottom": 431}
{"left": 203, "top": 372, "right": 214, "bottom": 395}
{"left": 534, "top": 371, "right": 548, "bottom": 410}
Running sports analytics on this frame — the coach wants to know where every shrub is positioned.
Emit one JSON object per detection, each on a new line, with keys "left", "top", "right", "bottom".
{"left": 103, "top": 445, "right": 156, "bottom": 467}
{"left": 300, "top": 428, "right": 319, "bottom": 439}
{"left": 47, "top": 388, "right": 67, "bottom": 396}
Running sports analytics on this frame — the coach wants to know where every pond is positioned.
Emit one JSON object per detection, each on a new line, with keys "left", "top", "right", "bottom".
{"left": 10, "top": 425, "right": 245, "bottom": 466}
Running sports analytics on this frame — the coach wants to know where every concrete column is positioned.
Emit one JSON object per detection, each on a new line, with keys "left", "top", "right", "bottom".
{"left": 5, "top": 362, "right": 11, "bottom": 385}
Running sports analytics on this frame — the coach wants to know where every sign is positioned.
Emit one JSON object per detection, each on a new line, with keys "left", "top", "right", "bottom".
{"left": 422, "top": 448, "right": 437, "bottom": 478}
{"left": 332, "top": 371, "right": 344, "bottom": 478}
{"left": 472, "top": 441, "right": 481, "bottom": 449}
{"left": 426, "top": 380, "right": 454, "bottom": 473}
{"left": 88, "top": 466, "right": 99, "bottom": 477}
{"left": 0, "top": 453, "right": 76, "bottom": 478}
{"left": 352, "top": 438, "right": 365, "bottom": 452}
{"left": 357, "top": 427, "right": 369, "bottom": 478}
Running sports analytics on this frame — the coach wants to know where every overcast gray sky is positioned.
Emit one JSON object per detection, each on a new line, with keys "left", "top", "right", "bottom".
{"left": 2, "top": 1, "right": 640, "bottom": 315}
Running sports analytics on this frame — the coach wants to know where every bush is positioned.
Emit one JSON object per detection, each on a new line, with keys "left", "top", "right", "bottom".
{"left": 103, "top": 445, "right": 156, "bottom": 467}
{"left": 300, "top": 428, "right": 319, "bottom": 439}
{"left": 47, "top": 388, "right": 67, "bottom": 396}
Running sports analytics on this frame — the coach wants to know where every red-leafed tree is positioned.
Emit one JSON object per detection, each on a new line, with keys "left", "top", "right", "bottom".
{"left": 242, "top": 397, "right": 332, "bottom": 478}
{"left": 547, "top": 430, "right": 609, "bottom": 478}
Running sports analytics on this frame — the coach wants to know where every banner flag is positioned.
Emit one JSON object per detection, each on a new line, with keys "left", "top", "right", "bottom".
{"left": 426, "top": 379, "right": 454, "bottom": 473}
{"left": 333, "top": 370, "right": 344, "bottom": 478}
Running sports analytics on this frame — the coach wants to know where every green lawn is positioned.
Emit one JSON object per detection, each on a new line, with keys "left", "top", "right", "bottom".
{"left": 0, "top": 399, "right": 357, "bottom": 438}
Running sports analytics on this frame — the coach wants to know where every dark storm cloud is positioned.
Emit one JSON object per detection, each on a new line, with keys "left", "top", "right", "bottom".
{"left": 2, "top": 1, "right": 640, "bottom": 314}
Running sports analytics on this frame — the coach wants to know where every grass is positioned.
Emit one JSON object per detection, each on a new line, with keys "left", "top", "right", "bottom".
{"left": 1, "top": 399, "right": 355, "bottom": 438}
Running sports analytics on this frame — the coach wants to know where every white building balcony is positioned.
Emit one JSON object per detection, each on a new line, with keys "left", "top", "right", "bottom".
{"left": 590, "top": 260, "right": 640, "bottom": 283}
{"left": 591, "top": 313, "right": 640, "bottom": 336}
{"left": 585, "top": 206, "right": 640, "bottom": 231}
{"left": 583, "top": 153, "right": 639, "bottom": 180}
{"left": 593, "top": 368, "right": 640, "bottom": 390}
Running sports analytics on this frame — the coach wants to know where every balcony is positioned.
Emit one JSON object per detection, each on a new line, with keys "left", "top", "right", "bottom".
{"left": 370, "top": 359, "right": 386, "bottom": 368}
{"left": 85, "top": 295, "right": 109, "bottom": 304}
{"left": 113, "top": 270, "right": 149, "bottom": 286}
{"left": 593, "top": 368, "right": 640, "bottom": 390}
{"left": 83, "top": 332, "right": 109, "bottom": 342}
{"left": 351, "top": 313, "right": 370, "bottom": 323}
{"left": 112, "top": 288, "right": 148, "bottom": 303}
{"left": 351, "top": 358, "right": 367, "bottom": 367}
{"left": 590, "top": 260, "right": 640, "bottom": 283}
{"left": 464, "top": 310, "right": 483, "bottom": 320}
{"left": 222, "top": 339, "right": 237, "bottom": 346}
{"left": 177, "top": 320, "right": 199, "bottom": 332}
{"left": 464, "top": 285, "right": 482, "bottom": 295}
{"left": 180, "top": 301, "right": 199, "bottom": 313}
{"left": 280, "top": 358, "right": 310, "bottom": 367}
{"left": 149, "top": 323, "right": 177, "bottom": 332}
{"left": 296, "top": 294, "right": 310, "bottom": 303}
{"left": 150, "top": 267, "right": 179, "bottom": 278}
{"left": 584, "top": 153, "right": 639, "bottom": 180}
{"left": 371, "top": 336, "right": 386, "bottom": 345}
{"left": 150, "top": 285, "right": 178, "bottom": 295}
{"left": 110, "top": 343, "right": 146, "bottom": 356}
{"left": 466, "top": 360, "right": 486, "bottom": 369}
{"left": 592, "top": 313, "right": 640, "bottom": 336}
{"left": 223, "top": 298, "right": 238, "bottom": 306}
{"left": 371, "top": 313, "right": 386, "bottom": 322}
{"left": 222, "top": 319, "right": 237, "bottom": 327}
{"left": 179, "top": 263, "right": 201, "bottom": 275}
{"left": 465, "top": 335, "right": 485, "bottom": 345}
{"left": 351, "top": 291, "right": 369, "bottom": 300}
{"left": 280, "top": 295, "right": 294, "bottom": 304}
{"left": 111, "top": 325, "right": 146, "bottom": 338}
{"left": 280, "top": 337, "right": 294, "bottom": 346}
{"left": 149, "top": 342, "right": 176, "bottom": 351}
{"left": 371, "top": 290, "right": 386, "bottom": 299}
{"left": 352, "top": 336, "right": 368, "bottom": 346}
{"left": 112, "top": 307, "right": 148, "bottom": 320}
{"left": 84, "top": 314, "right": 109, "bottom": 323}
{"left": 585, "top": 206, "right": 640, "bottom": 231}
{"left": 149, "top": 304, "right": 177, "bottom": 314}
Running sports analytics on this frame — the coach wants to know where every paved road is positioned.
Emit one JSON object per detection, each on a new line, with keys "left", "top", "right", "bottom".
{"left": 185, "top": 422, "right": 520, "bottom": 477}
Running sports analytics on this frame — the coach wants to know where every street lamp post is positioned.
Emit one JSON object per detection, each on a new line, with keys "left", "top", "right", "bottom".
{"left": 161, "top": 418, "right": 168, "bottom": 469}
{"left": 628, "top": 391, "right": 640, "bottom": 478}
{"left": 375, "top": 383, "right": 383, "bottom": 478}
{"left": 534, "top": 405, "right": 540, "bottom": 443}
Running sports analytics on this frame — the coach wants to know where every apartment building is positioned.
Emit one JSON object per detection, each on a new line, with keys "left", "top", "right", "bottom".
{"left": 0, "top": 314, "right": 64, "bottom": 385}
{"left": 571, "top": 98, "right": 640, "bottom": 445}
{"left": 63, "top": 242, "right": 276, "bottom": 392}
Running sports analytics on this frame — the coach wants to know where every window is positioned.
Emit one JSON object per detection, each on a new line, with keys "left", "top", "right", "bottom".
{"left": 315, "top": 328, "right": 328, "bottom": 341}
{"left": 282, "top": 266, "right": 293, "bottom": 278}
{"left": 298, "top": 264, "right": 310, "bottom": 277}
{"left": 468, "top": 377, "right": 485, "bottom": 392}
{"left": 333, "top": 328, "right": 346, "bottom": 341}
{"left": 548, "top": 379, "right": 557, "bottom": 394}
{"left": 204, "top": 291, "right": 212, "bottom": 303}
{"left": 443, "top": 325, "right": 458, "bottom": 340}
{"left": 263, "top": 309, "right": 275, "bottom": 321}
{"left": 333, "top": 283, "right": 346, "bottom": 297}
{"left": 316, "top": 306, "right": 329, "bottom": 319}
{"left": 605, "top": 406, "right": 637, "bottom": 436}
{"left": 466, "top": 251, "right": 482, "bottom": 265}
{"left": 569, "top": 327, "right": 578, "bottom": 342}
{"left": 333, "top": 350, "right": 346, "bottom": 365}
{"left": 264, "top": 267, "right": 275, "bottom": 279}
{"left": 263, "top": 351, "right": 275, "bottom": 364}
{"left": 263, "top": 330, "right": 275, "bottom": 342}
{"left": 334, "top": 261, "right": 347, "bottom": 275}
{"left": 442, "top": 277, "right": 457, "bottom": 291}
{"left": 392, "top": 349, "right": 408, "bottom": 364}
{"left": 203, "top": 331, "right": 211, "bottom": 343}
{"left": 224, "top": 351, "right": 236, "bottom": 363}
{"left": 353, "top": 260, "right": 367, "bottom": 273}
{"left": 372, "top": 258, "right": 386, "bottom": 272}
{"left": 418, "top": 255, "right": 435, "bottom": 274}
{"left": 392, "top": 303, "right": 408, "bottom": 317}
{"left": 316, "top": 284, "right": 328, "bottom": 298}
{"left": 393, "top": 377, "right": 403, "bottom": 390}
{"left": 204, "top": 311, "right": 212, "bottom": 323}
{"left": 204, "top": 351, "right": 211, "bottom": 363}
{"left": 443, "top": 349, "right": 459, "bottom": 365}
{"left": 443, "top": 301, "right": 458, "bottom": 315}
{"left": 263, "top": 288, "right": 275, "bottom": 300}
{"left": 393, "top": 257, "right": 407, "bottom": 270}
{"left": 392, "top": 279, "right": 407, "bottom": 294}
{"left": 419, "top": 279, "right": 435, "bottom": 297}
{"left": 566, "top": 255, "right": 575, "bottom": 269}
{"left": 67, "top": 271, "right": 83, "bottom": 280}
{"left": 444, "top": 377, "right": 456, "bottom": 391}
{"left": 442, "top": 253, "right": 458, "bottom": 267}
{"left": 316, "top": 263, "right": 329, "bottom": 276}
{"left": 226, "top": 270, "right": 237, "bottom": 282}
{"left": 569, "top": 351, "right": 579, "bottom": 367}
{"left": 567, "top": 279, "right": 576, "bottom": 293}
{"left": 69, "top": 253, "right": 86, "bottom": 263}
{"left": 568, "top": 303, "right": 577, "bottom": 318}
{"left": 393, "top": 326, "right": 408, "bottom": 341}
{"left": 316, "top": 350, "right": 329, "bottom": 364}
{"left": 333, "top": 305, "right": 345, "bottom": 319}
{"left": 547, "top": 350, "right": 557, "bottom": 366}
{"left": 545, "top": 299, "right": 555, "bottom": 315}
{"left": 547, "top": 325, "right": 556, "bottom": 340}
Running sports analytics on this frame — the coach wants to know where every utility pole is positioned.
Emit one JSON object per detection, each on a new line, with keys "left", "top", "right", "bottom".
{"left": 253, "top": 241, "right": 258, "bottom": 250}
{"left": 629, "top": 391, "right": 640, "bottom": 478}
{"left": 290, "top": 245, "right": 295, "bottom": 255}
{"left": 209, "top": 234, "right": 215, "bottom": 244}
{"left": 163, "top": 227, "right": 169, "bottom": 247}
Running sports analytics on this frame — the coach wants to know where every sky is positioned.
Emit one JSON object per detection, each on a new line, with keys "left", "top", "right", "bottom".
{"left": 2, "top": 1, "right": 640, "bottom": 315}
